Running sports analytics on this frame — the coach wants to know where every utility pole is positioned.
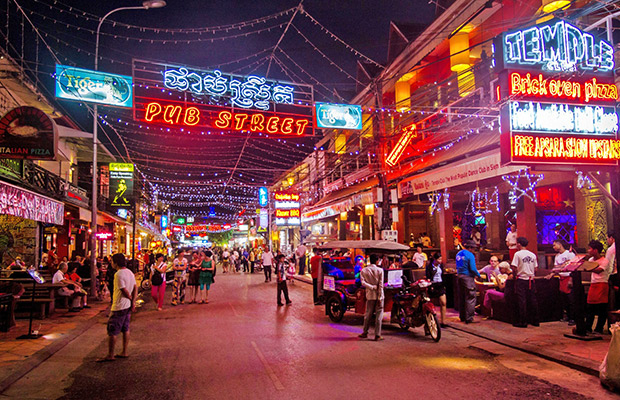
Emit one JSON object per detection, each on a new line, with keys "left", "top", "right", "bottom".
{"left": 373, "top": 80, "right": 392, "bottom": 237}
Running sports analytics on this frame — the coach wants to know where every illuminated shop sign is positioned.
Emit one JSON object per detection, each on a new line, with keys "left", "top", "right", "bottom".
{"left": 386, "top": 123, "right": 417, "bottom": 167}
{"left": 164, "top": 67, "right": 294, "bottom": 110}
{"left": 186, "top": 224, "right": 234, "bottom": 234}
{"left": 161, "top": 215, "right": 168, "bottom": 229}
{"left": 133, "top": 60, "right": 315, "bottom": 137}
{"left": 109, "top": 163, "right": 134, "bottom": 208}
{"left": 274, "top": 191, "right": 300, "bottom": 226}
{"left": 55, "top": 65, "right": 133, "bottom": 107}
{"left": 96, "top": 232, "right": 114, "bottom": 240}
{"left": 505, "top": 71, "right": 618, "bottom": 103}
{"left": 494, "top": 19, "right": 614, "bottom": 74}
{"left": 506, "top": 101, "right": 618, "bottom": 135}
{"left": 258, "top": 187, "right": 268, "bottom": 207}
{"left": 0, "top": 106, "right": 58, "bottom": 160}
{"left": 315, "top": 103, "right": 363, "bottom": 130}
{"left": 0, "top": 180, "right": 64, "bottom": 225}
{"left": 509, "top": 134, "right": 620, "bottom": 164}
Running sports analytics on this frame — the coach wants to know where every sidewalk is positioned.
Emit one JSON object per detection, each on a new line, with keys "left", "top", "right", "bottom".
{"left": 293, "top": 274, "right": 312, "bottom": 284}
{"left": 444, "top": 310, "right": 610, "bottom": 376}
{"left": 0, "top": 301, "right": 109, "bottom": 393}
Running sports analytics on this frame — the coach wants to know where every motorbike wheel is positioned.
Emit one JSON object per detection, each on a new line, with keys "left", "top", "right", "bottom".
{"left": 395, "top": 306, "right": 409, "bottom": 331}
{"left": 140, "top": 278, "right": 151, "bottom": 292}
{"left": 326, "top": 296, "right": 345, "bottom": 322}
{"left": 425, "top": 312, "right": 441, "bottom": 342}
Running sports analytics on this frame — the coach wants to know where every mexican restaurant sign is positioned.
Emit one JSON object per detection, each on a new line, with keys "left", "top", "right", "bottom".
{"left": 132, "top": 60, "right": 315, "bottom": 136}
{"left": 0, "top": 180, "right": 64, "bottom": 224}
{"left": 496, "top": 19, "right": 620, "bottom": 166}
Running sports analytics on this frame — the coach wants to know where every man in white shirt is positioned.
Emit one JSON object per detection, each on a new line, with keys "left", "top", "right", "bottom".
{"left": 53, "top": 263, "right": 86, "bottom": 312}
{"left": 511, "top": 237, "right": 539, "bottom": 328}
{"left": 261, "top": 247, "right": 274, "bottom": 282}
{"left": 222, "top": 249, "right": 230, "bottom": 273}
{"left": 295, "top": 243, "right": 307, "bottom": 275}
{"left": 358, "top": 254, "right": 385, "bottom": 341}
{"left": 506, "top": 224, "right": 518, "bottom": 260}
{"left": 99, "top": 253, "right": 137, "bottom": 362}
{"left": 607, "top": 232, "right": 618, "bottom": 310}
{"left": 412, "top": 246, "right": 428, "bottom": 269}
{"left": 586, "top": 240, "right": 612, "bottom": 333}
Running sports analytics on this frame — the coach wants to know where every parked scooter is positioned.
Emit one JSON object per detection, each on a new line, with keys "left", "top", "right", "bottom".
{"left": 390, "top": 275, "right": 441, "bottom": 342}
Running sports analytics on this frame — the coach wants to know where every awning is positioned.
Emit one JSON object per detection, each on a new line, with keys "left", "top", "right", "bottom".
{"left": 57, "top": 125, "right": 117, "bottom": 163}
{"left": 302, "top": 178, "right": 378, "bottom": 223}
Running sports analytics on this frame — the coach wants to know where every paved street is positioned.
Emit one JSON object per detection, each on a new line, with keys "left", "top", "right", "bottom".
{"left": 0, "top": 273, "right": 616, "bottom": 400}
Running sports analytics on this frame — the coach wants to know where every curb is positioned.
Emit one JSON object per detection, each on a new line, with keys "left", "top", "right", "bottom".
{"left": 0, "top": 306, "right": 108, "bottom": 394}
{"left": 448, "top": 323, "right": 601, "bottom": 377}
{"left": 292, "top": 275, "right": 312, "bottom": 285}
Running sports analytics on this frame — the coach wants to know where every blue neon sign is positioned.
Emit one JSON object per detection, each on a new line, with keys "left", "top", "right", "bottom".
{"left": 55, "top": 65, "right": 133, "bottom": 107}
{"left": 161, "top": 215, "right": 168, "bottom": 229}
{"left": 164, "top": 67, "right": 294, "bottom": 111}
{"left": 315, "top": 103, "right": 363, "bottom": 130}
{"left": 495, "top": 19, "right": 614, "bottom": 74}
{"left": 258, "top": 187, "right": 268, "bottom": 207}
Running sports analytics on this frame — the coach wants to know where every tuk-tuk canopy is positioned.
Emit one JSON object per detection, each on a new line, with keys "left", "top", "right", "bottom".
{"left": 317, "top": 240, "right": 410, "bottom": 252}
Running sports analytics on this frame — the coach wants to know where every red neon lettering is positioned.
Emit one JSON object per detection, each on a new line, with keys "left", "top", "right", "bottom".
{"left": 250, "top": 114, "right": 264, "bottom": 131}
{"left": 294, "top": 119, "right": 309, "bottom": 135}
{"left": 266, "top": 117, "right": 280, "bottom": 134}
{"left": 183, "top": 107, "right": 200, "bottom": 126}
{"left": 511, "top": 134, "right": 620, "bottom": 161}
{"left": 281, "top": 118, "right": 294, "bottom": 135}
{"left": 215, "top": 111, "right": 232, "bottom": 129}
{"left": 386, "top": 124, "right": 417, "bottom": 167}
{"left": 163, "top": 105, "right": 182, "bottom": 124}
{"left": 234, "top": 113, "right": 249, "bottom": 130}
{"left": 145, "top": 102, "right": 162, "bottom": 121}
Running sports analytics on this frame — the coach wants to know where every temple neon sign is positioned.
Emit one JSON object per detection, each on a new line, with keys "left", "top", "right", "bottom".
{"left": 164, "top": 67, "right": 294, "bottom": 110}
{"left": 495, "top": 19, "right": 614, "bottom": 74}
{"left": 509, "top": 72, "right": 618, "bottom": 103}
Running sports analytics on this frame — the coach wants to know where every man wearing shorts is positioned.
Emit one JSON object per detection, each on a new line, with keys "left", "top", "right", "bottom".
{"left": 98, "top": 253, "right": 137, "bottom": 362}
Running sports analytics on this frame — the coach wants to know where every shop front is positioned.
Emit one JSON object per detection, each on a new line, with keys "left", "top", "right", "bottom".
{"left": 0, "top": 180, "right": 64, "bottom": 267}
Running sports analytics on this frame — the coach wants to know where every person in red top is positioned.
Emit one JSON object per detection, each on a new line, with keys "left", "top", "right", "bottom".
{"left": 310, "top": 249, "right": 322, "bottom": 305}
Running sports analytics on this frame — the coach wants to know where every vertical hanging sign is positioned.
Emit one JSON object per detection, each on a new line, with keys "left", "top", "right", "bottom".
{"left": 109, "top": 163, "right": 134, "bottom": 208}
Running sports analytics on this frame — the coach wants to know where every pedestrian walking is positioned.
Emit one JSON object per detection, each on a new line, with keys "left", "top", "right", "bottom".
{"left": 187, "top": 251, "right": 201, "bottom": 303}
{"left": 426, "top": 252, "right": 447, "bottom": 327}
{"left": 199, "top": 250, "right": 215, "bottom": 304}
{"left": 249, "top": 249, "right": 256, "bottom": 273}
{"left": 358, "top": 254, "right": 384, "bottom": 341}
{"left": 98, "top": 253, "right": 137, "bottom": 362}
{"left": 511, "top": 236, "right": 540, "bottom": 328}
{"left": 222, "top": 248, "right": 230, "bottom": 273}
{"left": 242, "top": 248, "right": 250, "bottom": 273}
{"left": 262, "top": 247, "right": 274, "bottom": 282}
{"left": 276, "top": 254, "right": 292, "bottom": 306}
{"left": 296, "top": 243, "right": 307, "bottom": 275}
{"left": 151, "top": 253, "right": 166, "bottom": 311}
{"left": 456, "top": 240, "right": 480, "bottom": 324}
{"left": 172, "top": 249, "right": 188, "bottom": 305}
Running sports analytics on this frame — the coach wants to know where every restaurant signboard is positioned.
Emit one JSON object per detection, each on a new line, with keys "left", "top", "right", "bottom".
{"left": 495, "top": 20, "right": 620, "bottom": 166}
{"left": 274, "top": 191, "right": 300, "bottom": 226}
{"left": 315, "top": 103, "right": 363, "bottom": 130}
{"left": 0, "top": 180, "right": 64, "bottom": 225}
{"left": 0, "top": 106, "right": 58, "bottom": 160}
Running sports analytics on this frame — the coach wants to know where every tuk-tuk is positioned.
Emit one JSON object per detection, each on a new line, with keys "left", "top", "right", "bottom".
{"left": 317, "top": 240, "right": 411, "bottom": 322}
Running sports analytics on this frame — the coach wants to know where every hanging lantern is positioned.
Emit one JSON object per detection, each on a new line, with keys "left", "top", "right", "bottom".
{"left": 450, "top": 32, "right": 470, "bottom": 72}
{"left": 542, "top": 0, "right": 570, "bottom": 13}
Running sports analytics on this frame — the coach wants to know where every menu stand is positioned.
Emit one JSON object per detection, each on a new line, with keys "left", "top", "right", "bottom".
{"left": 17, "top": 269, "right": 45, "bottom": 340}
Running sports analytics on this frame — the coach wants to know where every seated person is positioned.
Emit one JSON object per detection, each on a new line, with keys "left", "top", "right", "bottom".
{"left": 479, "top": 256, "right": 500, "bottom": 283}
{"left": 482, "top": 262, "right": 513, "bottom": 316}
{"left": 53, "top": 262, "right": 87, "bottom": 312}
{"left": 412, "top": 246, "right": 428, "bottom": 269}
{"left": 8, "top": 257, "right": 25, "bottom": 271}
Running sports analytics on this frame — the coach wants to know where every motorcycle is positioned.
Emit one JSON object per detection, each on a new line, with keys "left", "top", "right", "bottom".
{"left": 390, "top": 276, "right": 441, "bottom": 342}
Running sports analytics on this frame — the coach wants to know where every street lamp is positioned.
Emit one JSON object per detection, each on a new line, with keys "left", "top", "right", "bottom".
{"left": 90, "top": 0, "right": 166, "bottom": 297}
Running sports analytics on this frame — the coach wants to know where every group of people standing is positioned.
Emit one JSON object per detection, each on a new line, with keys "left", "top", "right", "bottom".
{"left": 150, "top": 249, "right": 215, "bottom": 311}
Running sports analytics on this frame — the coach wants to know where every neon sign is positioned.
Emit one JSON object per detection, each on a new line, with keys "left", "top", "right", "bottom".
{"left": 163, "top": 67, "right": 294, "bottom": 110}
{"left": 495, "top": 19, "right": 614, "bottom": 74}
{"left": 96, "top": 232, "right": 114, "bottom": 240}
{"left": 138, "top": 101, "right": 312, "bottom": 136}
{"left": 508, "top": 72, "right": 618, "bottom": 103}
{"left": 386, "top": 123, "right": 417, "bottom": 167}
{"left": 258, "top": 187, "right": 268, "bottom": 207}
{"left": 315, "top": 103, "right": 363, "bottom": 130}
{"left": 507, "top": 101, "right": 618, "bottom": 135}
{"left": 274, "top": 191, "right": 300, "bottom": 226}
{"left": 510, "top": 134, "right": 620, "bottom": 164}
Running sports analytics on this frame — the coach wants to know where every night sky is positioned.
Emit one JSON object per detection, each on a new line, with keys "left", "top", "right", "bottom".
{"left": 7, "top": 0, "right": 438, "bottom": 218}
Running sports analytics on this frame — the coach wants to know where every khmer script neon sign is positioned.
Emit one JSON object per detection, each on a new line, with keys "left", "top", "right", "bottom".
{"left": 495, "top": 19, "right": 614, "bottom": 74}
{"left": 163, "top": 67, "right": 295, "bottom": 110}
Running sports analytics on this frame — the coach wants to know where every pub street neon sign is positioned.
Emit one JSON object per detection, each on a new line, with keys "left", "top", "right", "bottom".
{"left": 164, "top": 67, "right": 294, "bottom": 110}
{"left": 495, "top": 19, "right": 614, "bottom": 74}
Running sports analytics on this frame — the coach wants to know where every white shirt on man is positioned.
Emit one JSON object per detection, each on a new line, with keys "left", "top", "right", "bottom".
{"left": 606, "top": 243, "right": 616, "bottom": 275}
{"left": 590, "top": 256, "right": 612, "bottom": 284}
{"left": 295, "top": 244, "right": 307, "bottom": 258}
{"left": 262, "top": 251, "right": 274, "bottom": 266}
{"left": 506, "top": 232, "right": 518, "bottom": 249}
{"left": 360, "top": 264, "right": 384, "bottom": 300}
{"left": 555, "top": 250, "right": 575, "bottom": 267}
{"left": 412, "top": 252, "right": 427, "bottom": 268}
{"left": 512, "top": 249, "right": 538, "bottom": 280}
{"left": 52, "top": 270, "right": 64, "bottom": 284}
{"left": 112, "top": 268, "right": 136, "bottom": 312}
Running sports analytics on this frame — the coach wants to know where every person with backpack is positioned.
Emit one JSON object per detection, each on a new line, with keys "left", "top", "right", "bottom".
{"left": 199, "top": 250, "right": 215, "bottom": 304}
{"left": 151, "top": 253, "right": 166, "bottom": 311}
